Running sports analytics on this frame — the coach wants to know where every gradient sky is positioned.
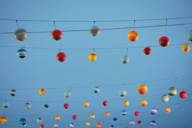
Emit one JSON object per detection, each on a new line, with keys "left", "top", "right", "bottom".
{"left": 0, "top": 0, "right": 192, "bottom": 128}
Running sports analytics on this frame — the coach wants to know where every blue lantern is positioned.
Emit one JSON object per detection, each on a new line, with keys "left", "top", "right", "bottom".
{"left": 17, "top": 48, "right": 27, "bottom": 59}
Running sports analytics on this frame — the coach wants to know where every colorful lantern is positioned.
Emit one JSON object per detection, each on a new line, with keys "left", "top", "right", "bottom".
{"left": 88, "top": 53, "right": 97, "bottom": 62}
{"left": 159, "top": 36, "right": 170, "bottom": 47}
{"left": 40, "top": 123, "right": 44, "bottom": 128}
{"left": 141, "top": 99, "right": 148, "bottom": 107}
{"left": 90, "top": 25, "right": 101, "bottom": 37}
{"left": 64, "top": 103, "right": 70, "bottom": 109}
{"left": 168, "top": 87, "right": 177, "bottom": 96}
{"left": 138, "top": 84, "right": 148, "bottom": 95}
{"left": 134, "top": 111, "right": 140, "bottom": 117}
{"left": 165, "top": 107, "right": 171, "bottom": 113}
{"left": 17, "top": 48, "right": 27, "bottom": 59}
{"left": 39, "top": 88, "right": 46, "bottom": 95}
{"left": 0, "top": 116, "right": 7, "bottom": 124}
{"left": 144, "top": 47, "right": 152, "bottom": 55}
{"left": 85, "top": 121, "right": 91, "bottom": 126}
{"left": 122, "top": 56, "right": 130, "bottom": 64}
{"left": 19, "top": 118, "right": 27, "bottom": 126}
{"left": 128, "top": 31, "right": 139, "bottom": 42}
{"left": 137, "top": 120, "right": 142, "bottom": 125}
{"left": 90, "top": 114, "right": 96, "bottom": 119}
{"left": 96, "top": 123, "right": 102, "bottom": 128}
{"left": 15, "top": 28, "right": 28, "bottom": 41}
{"left": 10, "top": 89, "right": 16, "bottom": 96}
{"left": 72, "top": 114, "right": 77, "bottom": 120}
{"left": 64, "top": 91, "right": 71, "bottom": 98}
{"left": 119, "top": 90, "right": 127, "bottom": 97}
{"left": 52, "top": 29, "right": 63, "bottom": 40}
{"left": 182, "top": 44, "right": 191, "bottom": 53}
{"left": 162, "top": 94, "right": 170, "bottom": 103}
{"left": 150, "top": 120, "right": 157, "bottom": 126}
{"left": 94, "top": 86, "right": 100, "bottom": 94}
{"left": 2, "top": 102, "right": 9, "bottom": 109}
{"left": 189, "top": 30, "right": 192, "bottom": 41}
{"left": 55, "top": 115, "right": 61, "bottom": 121}
{"left": 25, "top": 102, "right": 31, "bottom": 109}
{"left": 129, "top": 121, "right": 136, "bottom": 126}
{"left": 124, "top": 100, "right": 130, "bottom": 107}
{"left": 83, "top": 101, "right": 90, "bottom": 108}
{"left": 69, "top": 123, "right": 75, "bottom": 128}
{"left": 53, "top": 124, "right": 59, "bottom": 128}
{"left": 103, "top": 100, "right": 108, "bottom": 107}
{"left": 109, "top": 125, "right": 114, "bottom": 128}
{"left": 57, "top": 52, "right": 67, "bottom": 62}
{"left": 180, "top": 91, "right": 188, "bottom": 99}
{"left": 151, "top": 109, "right": 158, "bottom": 115}
{"left": 122, "top": 109, "right": 127, "bottom": 116}
{"left": 36, "top": 117, "right": 43, "bottom": 124}
{"left": 105, "top": 112, "right": 111, "bottom": 117}
{"left": 113, "top": 117, "right": 117, "bottom": 121}
{"left": 44, "top": 104, "right": 49, "bottom": 108}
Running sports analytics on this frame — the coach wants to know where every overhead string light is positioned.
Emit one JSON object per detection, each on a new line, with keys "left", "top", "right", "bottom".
{"left": 52, "top": 20, "right": 63, "bottom": 41}
{"left": 128, "top": 19, "right": 139, "bottom": 42}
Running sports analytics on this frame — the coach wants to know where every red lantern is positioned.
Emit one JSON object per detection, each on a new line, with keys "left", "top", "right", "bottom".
{"left": 72, "top": 114, "right": 77, "bottom": 120}
{"left": 64, "top": 103, "right": 69, "bottom": 109}
{"left": 134, "top": 111, "right": 140, "bottom": 117}
{"left": 180, "top": 91, "right": 188, "bottom": 99}
{"left": 159, "top": 36, "right": 170, "bottom": 47}
{"left": 57, "top": 52, "right": 66, "bottom": 62}
{"left": 144, "top": 47, "right": 152, "bottom": 55}
{"left": 40, "top": 123, "right": 44, "bottom": 128}
{"left": 52, "top": 29, "right": 63, "bottom": 40}
{"left": 103, "top": 100, "right": 108, "bottom": 107}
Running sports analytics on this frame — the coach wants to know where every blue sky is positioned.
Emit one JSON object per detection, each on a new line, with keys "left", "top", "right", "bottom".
{"left": 0, "top": 0, "right": 192, "bottom": 127}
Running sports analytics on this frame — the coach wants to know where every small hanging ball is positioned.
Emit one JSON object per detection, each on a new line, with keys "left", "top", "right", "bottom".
{"left": 90, "top": 25, "right": 101, "bottom": 37}
{"left": 53, "top": 124, "right": 59, "bottom": 128}
{"left": 0, "top": 116, "right": 7, "bottom": 124}
{"left": 129, "top": 121, "right": 136, "bottom": 126}
{"left": 40, "top": 123, "right": 44, "bottom": 128}
{"left": 2, "top": 102, "right": 9, "bottom": 109}
{"left": 52, "top": 29, "right": 63, "bottom": 41}
{"left": 103, "top": 100, "right": 108, "bottom": 107}
{"left": 144, "top": 47, "right": 152, "bottom": 55}
{"left": 113, "top": 117, "right": 118, "bottom": 121}
{"left": 159, "top": 36, "right": 170, "bottom": 47}
{"left": 44, "top": 104, "right": 49, "bottom": 108}
{"left": 168, "top": 87, "right": 177, "bottom": 96}
{"left": 137, "top": 120, "right": 142, "bottom": 126}
{"left": 182, "top": 44, "right": 191, "bottom": 53}
{"left": 162, "top": 94, "right": 170, "bottom": 103}
{"left": 15, "top": 28, "right": 28, "bottom": 41}
{"left": 109, "top": 125, "right": 114, "bottom": 128}
{"left": 141, "top": 99, "right": 148, "bottom": 107}
{"left": 150, "top": 120, "right": 157, "bottom": 126}
{"left": 188, "top": 30, "right": 192, "bottom": 41}
{"left": 72, "top": 114, "right": 77, "bottom": 120}
{"left": 94, "top": 86, "right": 100, "bottom": 94}
{"left": 88, "top": 53, "right": 97, "bottom": 62}
{"left": 150, "top": 109, "right": 159, "bottom": 115}
{"left": 96, "top": 123, "right": 102, "bottom": 128}
{"left": 57, "top": 52, "right": 67, "bottom": 62}
{"left": 36, "top": 117, "right": 43, "bottom": 124}
{"left": 134, "top": 111, "right": 140, "bottom": 117}
{"left": 64, "top": 91, "right": 71, "bottom": 98}
{"left": 85, "top": 121, "right": 91, "bottom": 126}
{"left": 39, "top": 88, "right": 46, "bottom": 95}
{"left": 64, "top": 103, "right": 70, "bottom": 109}
{"left": 165, "top": 107, "right": 171, "bottom": 113}
{"left": 105, "top": 112, "right": 111, "bottom": 117}
{"left": 138, "top": 84, "right": 148, "bottom": 95}
{"left": 69, "top": 123, "right": 75, "bottom": 128}
{"left": 90, "top": 114, "right": 96, "bottom": 119}
{"left": 83, "top": 101, "right": 90, "bottom": 108}
{"left": 17, "top": 48, "right": 27, "bottom": 59}
{"left": 124, "top": 100, "right": 130, "bottom": 107}
{"left": 179, "top": 91, "right": 188, "bottom": 99}
{"left": 55, "top": 115, "right": 61, "bottom": 121}
{"left": 19, "top": 118, "right": 27, "bottom": 126}
{"left": 25, "top": 102, "right": 32, "bottom": 110}
{"left": 122, "top": 56, "right": 130, "bottom": 64}
{"left": 128, "top": 31, "right": 139, "bottom": 42}
{"left": 119, "top": 90, "right": 127, "bottom": 97}
{"left": 10, "top": 89, "right": 16, "bottom": 96}
{"left": 121, "top": 109, "right": 127, "bottom": 116}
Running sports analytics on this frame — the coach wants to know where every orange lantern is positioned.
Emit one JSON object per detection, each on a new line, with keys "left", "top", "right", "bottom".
{"left": 55, "top": 115, "right": 61, "bottom": 121}
{"left": 165, "top": 107, "right": 171, "bottom": 113}
{"left": 182, "top": 44, "right": 191, "bottom": 53}
{"left": 138, "top": 84, "right": 148, "bottom": 95}
{"left": 141, "top": 99, "right": 148, "bottom": 107}
{"left": 0, "top": 116, "right": 7, "bottom": 124}
{"left": 105, "top": 112, "right": 111, "bottom": 117}
{"left": 39, "top": 88, "right": 46, "bottom": 95}
{"left": 90, "top": 114, "right": 96, "bottom": 119}
{"left": 88, "top": 53, "right": 97, "bottom": 62}
{"left": 128, "top": 31, "right": 139, "bottom": 42}
{"left": 96, "top": 123, "right": 102, "bottom": 128}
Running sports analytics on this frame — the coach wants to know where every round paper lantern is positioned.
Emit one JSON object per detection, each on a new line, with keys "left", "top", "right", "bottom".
{"left": 150, "top": 120, "right": 157, "bottom": 126}
{"left": 69, "top": 123, "right": 75, "bottom": 128}
{"left": 137, "top": 120, "right": 142, "bottom": 125}
{"left": 151, "top": 109, "right": 158, "bottom": 115}
{"left": 165, "top": 107, "right": 171, "bottom": 113}
{"left": 90, "top": 25, "right": 101, "bottom": 37}
{"left": 83, "top": 101, "right": 90, "bottom": 108}
{"left": 144, "top": 47, "right": 152, "bottom": 55}
{"left": 182, "top": 44, "right": 191, "bottom": 53}
{"left": 124, "top": 100, "right": 130, "bottom": 107}
{"left": 138, "top": 84, "right": 148, "bottom": 95}
{"left": 119, "top": 90, "right": 127, "bottom": 97}
{"left": 15, "top": 28, "right": 28, "bottom": 41}
{"left": 2, "top": 102, "right": 9, "bottom": 109}
{"left": 180, "top": 91, "right": 188, "bottom": 99}
{"left": 109, "top": 125, "right": 114, "bottom": 128}
{"left": 53, "top": 124, "right": 59, "bottom": 128}
{"left": 168, "top": 87, "right": 177, "bottom": 96}
{"left": 162, "top": 94, "right": 170, "bottom": 103}
{"left": 85, "top": 121, "right": 91, "bottom": 126}
{"left": 141, "top": 99, "right": 148, "bottom": 107}
{"left": 128, "top": 31, "right": 139, "bottom": 42}
{"left": 25, "top": 102, "right": 31, "bottom": 109}
{"left": 94, "top": 86, "right": 100, "bottom": 94}
{"left": 17, "top": 48, "right": 27, "bottom": 59}
{"left": 129, "top": 121, "right": 136, "bottom": 126}
{"left": 0, "top": 116, "right": 7, "bottom": 124}
{"left": 10, "top": 89, "right": 16, "bottom": 96}
{"left": 52, "top": 29, "right": 63, "bottom": 40}
{"left": 39, "top": 88, "right": 46, "bottom": 95}
{"left": 122, "top": 109, "right": 127, "bottom": 116}
{"left": 90, "top": 114, "right": 96, "bottom": 119}
{"left": 64, "top": 91, "right": 71, "bottom": 98}
{"left": 55, "top": 115, "right": 61, "bottom": 121}
{"left": 113, "top": 117, "right": 117, "bottom": 121}
{"left": 64, "top": 103, "right": 69, "bottom": 109}
{"left": 159, "top": 36, "right": 170, "bottom": 47}
{"left": 88, "top": 53, "right": 97, "bottom": 62}
{"left": 105, "top": 112, "right": 111, "bottom": 117}
{"left": 44, "top": 104, "right": 49, "bottom": 108}
{"left": 36, "top": 117, "right": 43, "bottom": 124}
{"left": 134, "top": 111, "right": 140, "bottom": 117}
{"left": 72, "top": 114, "right": 77, "bottom": 120}
{"left": 19, "top": 118, "right": 27, "bottom": 126}
{"left": 122, "top": 56, "right": 130, "bottom": 64}
{"left": 189, "top": 30, "right": 192, "bottom": 41}
{"left": 40, "top": 123, "right": 44, "bottom": 128}
{"left": 96, "top": 123, "right": 102, "bottom": 128}
{"left": 103, "top": 100, "right": 108, "bottom": 107}
{"left": 57, "top": 52, "right": 67, "bottom": 62}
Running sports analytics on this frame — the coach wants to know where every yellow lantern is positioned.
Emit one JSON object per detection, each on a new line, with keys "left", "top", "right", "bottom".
{"left": 55, "top": 115, "right": 61, "bottom": 121}
{"left": 85, "top": 121, "right": 91, "bottom": 126}
{"left": 88, "top": 53, "right": 97, "bottom": 62}
{"left": 182, "top": 44, "right": 191, "bottom": 53}
{"left": 128, "top": 31, "right": 139, "bottom": 42}
{"left": 83, "top": 101, "right": 90, "bottom": 108}
{"left": 165, "top": 107, "right": 171, "bottom": 113}
{"left": 39, "top": 88, "right": 46, "bottom": 95}
{"left": 0, "top": 116, "right": 7, "bottom": 124}
{"left": 138, "top": 84, "right": 148, "bottom": 95}
{"left": 90, "top": 114, "right": 95, "bottom": 119}
{"left": 124, "top": 100, "right": 130, "bottom": 107}
{"left": 105, "top": 112, "right": 111, "bottom": 117}
{"left": 141, "top": 99, "right": 148, "bottom": 107}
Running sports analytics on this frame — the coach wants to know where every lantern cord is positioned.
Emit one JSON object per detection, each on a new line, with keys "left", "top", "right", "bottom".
{"left": 0, "top": 22, "right": 192, "bottom": 34}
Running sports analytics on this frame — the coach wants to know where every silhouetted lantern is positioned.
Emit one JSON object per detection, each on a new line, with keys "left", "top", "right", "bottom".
{"left": 39, "top": 88, "right": 46, "bottom": 95}
{"left": 55, "top": 115, "right": 61, "bottom": 121}
{"left": 137, "top": 120, "right": 142, "bottom": 125}
{"left": 15, "top": 28, "right": 28, "bottom": 41}
{"left": 144, "top": 47, "right": 152, "bottom": 55}
{"left": 162, "top": 94, "right": 170, "bottom": 103}
{"left": 0, "top": 116, "right": 7, "bottom": 124}
{"left": 168, "top": 87, "right": 177, "bottom": 96}
{"left": 124, "top": 100, "right": 130, "bottom": 107}
{"left": 36, "top": 117, "right": 43, "bottom": 124}
{"left": 17, "top": 48, "right": 27, "bottom": 59}
{"left": 113, "top": 117, "right": 117, "bottom": 121}
{"left": 44, "top": 104, "right": 49, "bottom": 108}
{"left": 10, "top": 89, "right": 16, "bottom": 96}
{"left": 159, "top": 36, "right": 170, "bottom": 47}
{"left": 134, "top": 111, "right": 140, "bottom": 117}
{"left": 52, "top": 29, "right": 63, "bottom": 40}
{"left": 182, "top": 44, "right": 191, "bottom": 53}
{"left": 128, "top": 31, "right": 139, "bottom": 42}
{"left": 83, "top": 101, "right": 90, "bottom": 108}
{"left": 2, "top": 102, "right": 9, "bottom": 109}
{"left": 105, "top": 112, "right": 111, "bottom": 117}
{"left": 150, "top": 120, "right": 157, "bottom": 126}
{"left": 189, "top": 30, "right": 192, "bottom": 41}
{"left": 122, "top": 110, "right": 127, "bottom": 116}
{"left": 90, "top": 25, "right": 101, "bottom": 37}
{"left": 103, "top": 100, "right": 108, "bottom": 107}
{"left": 25, "top": 102, "right": 31, "bottom": 109}
{"left": 138, "top": 84, "right": 148, "bottom": 95}
{"left": 64, "top": 103, "right": 69, "bottom": 109}
{"left": 88, "top": 53, "right": 97, "bottom": 62}
{"left": 19, "top": 118, "right": 27, "bottom": 126}
{"left": 96, "top": 123, "right": 102, "bottom": 128}
{"left": 72, "top": 114, "right": 77, "bottom": 120}
{"left": 64, "top": 91, "right": 71, "bottom": 98}
{"left": 180, "top": 91, "right": 188, "bottom": 99}
{"left": 119, "top": 90, "right": 127, "bottom": 97}
{"left": 151, "top": 109, "right": 158, "bottom": 115}
{"left": 109, "top": 125, "right": 114, "bottom": 128}
{"left": 85, "top": 121, "right": 91, "bottom": 126}
{"left": 141, "top": 99, "right": 148, "bottom": 107}
{"left": 122, "top": 56, "right": 129, "bottom": 64}
{"left": 90, "top": 114, "right": 96, "bottom": 119}
{"left": 165, "top": 107, "right": 171, "bottom": 113}
{"left": 94, "top": 86, "right": 100, "bottom": 94}
{"left": 57, "top": 52, "right": 67, "bottom": 62}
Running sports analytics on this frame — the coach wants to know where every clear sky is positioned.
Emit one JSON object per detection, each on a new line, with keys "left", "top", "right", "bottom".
{"left": 0, "top": 0, "right": 192, "bottom": 128}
